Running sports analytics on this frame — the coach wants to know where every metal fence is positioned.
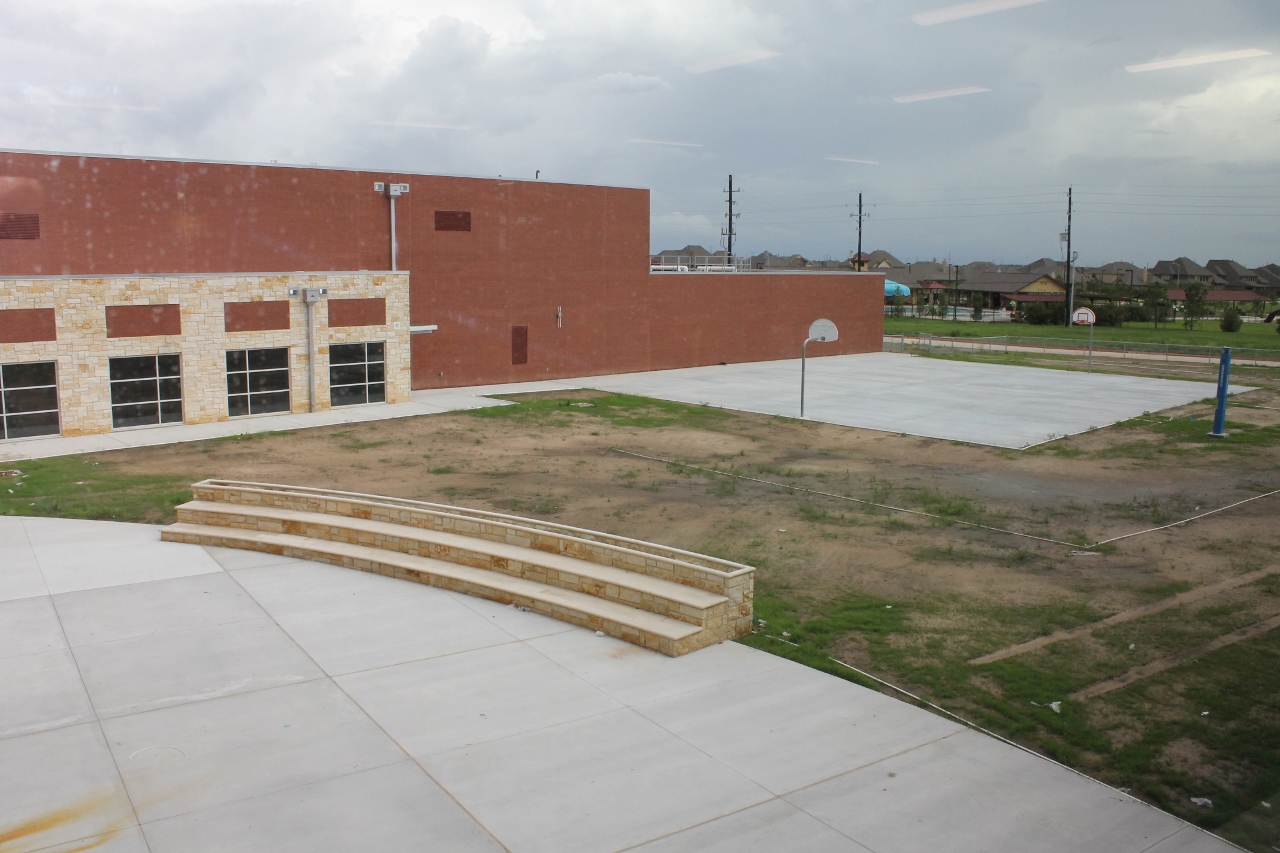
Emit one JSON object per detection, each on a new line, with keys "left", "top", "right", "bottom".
{"left": 884, "top": 305, "right": 1011, "bottom": 322}
{"left": 883, "top": 333, "right": 1280, "bottom": 365}
{"left": 650, "top": 255, "right": 752, "bottom": 272}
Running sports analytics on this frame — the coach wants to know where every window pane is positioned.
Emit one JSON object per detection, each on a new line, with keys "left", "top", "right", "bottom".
{"left": 5, "top": 411, "right": 59, "bottom": 438}
{"left": 2, "top": 362, "right": 56, "bottom": 388}
{"left": 228, "top": 395, "right": 249, "bottom": 417}
{"left": 111, "top": 379, "right": 158, "bottom": 405}
{"left": 4, "top": 387, "right": 58, "bottom": 413}
{"left": 109, "top": 356, "right": 155, "bottom": 381}
{"left": 367, "top": 362, "right": 385, "bottom": 383}
{"left": 158, "top": 378, "right": 182, "bottom": 401}
{"left": 112, "top": 403, "right": 159, "bottom": 428}
{"left": 329, "top": 343, "right": 366, "bottom": 365}
{"left": 368, "top": 383, "right": 386, "bottom": 404}
{"left": 227, "top": 373, "right": 248, "bottom": 395}
{"left": 158, "top": 354, "right": 182, "bottom": 377}
{"left": 249, "top": 369, "right": 289, "bottom": 393}
{"left": 249, "top": 391, "right": 290, "bottom": 414}
{"left": 226, "top": 350, "right": 247, "bottom": 372}
{"left": 249, "top": 348, "right": 288, "bottom": 370}
{"left": 159, "top": 400, "right": 184, "bottom": 423}
{"left": 329, "top": 364, "right": 366, "bottom": 386}
{"left": 330, "top": 385, "right": 367, "bottom": 407}
{"left": 367, "top": 341, "right": 385, "bottom": 361}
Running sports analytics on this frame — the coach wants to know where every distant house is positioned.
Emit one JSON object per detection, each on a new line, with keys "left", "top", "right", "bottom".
{"left": 1086, "top": 261, "right": 1146, "bottom": 287}
{"left": 1022, "top": 258, "right": 1064, "bottom": 278}
{"left": 750, "top": 251, "right": 813, "bottom": 269}
{"left": 652, "top": 245, "right": 718, "bottom": 265}
{"left": 864, "top": 250, "right": 904, "bottom": 268}
{"left": 1205, "top": 260, "right": 1277, "bottom": 298}
{"left": 1151, "top": 257, "right": 1225, "bottom": 287}
{"left": 1258, "top": 264, "right": 1280, "bottom": 294}
{"left": 959, "top": 272, "right": 1066, "bottom": 309}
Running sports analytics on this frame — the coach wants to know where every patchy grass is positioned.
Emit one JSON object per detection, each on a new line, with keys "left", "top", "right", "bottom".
{"left": 0, "top": 456, "right": 192, "bottom": 524}
{"left": 473, "top": 392, "right": 734, "bottom": 431}
{"left": 885, "top": 316, "right": 1280, "bottom": 350}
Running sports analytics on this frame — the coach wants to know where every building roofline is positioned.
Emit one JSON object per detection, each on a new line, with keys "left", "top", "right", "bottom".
{"left": 0, "top": 147, "right": 648, "bottom": 193}
{"left": 650, "top": 270, "right": 881, "bottom": 276}
{"left": 0, "top": 270, "right": 404, "bottom": 282}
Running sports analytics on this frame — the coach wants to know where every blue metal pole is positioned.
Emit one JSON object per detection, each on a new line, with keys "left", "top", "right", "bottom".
{"left": 1209, "top": 346, "right": 1231, "bottom": 438}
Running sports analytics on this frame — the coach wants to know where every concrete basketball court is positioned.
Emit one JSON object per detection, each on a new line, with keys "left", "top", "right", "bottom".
{"left": 1, "top": 516, "right": 1235, "bottom": 852}
{"left": 585, "top": 352, "right": 1241, "bottom": 449}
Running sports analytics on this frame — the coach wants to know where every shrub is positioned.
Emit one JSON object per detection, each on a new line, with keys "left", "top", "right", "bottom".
{"left": 971, "top": 302, "right": 984, "bottom": 322}
{"left": 1124, "top": 304, "right": 1149, "bottom": 323}
{"left": 1019, "top": 302, "right": 1066, "bottom": 325}
{"left": 1220, "top": 308, "right": 1243, "bottom": 333}
{"left": 1093, "top": 304, "right": 1126, "bottom": 327}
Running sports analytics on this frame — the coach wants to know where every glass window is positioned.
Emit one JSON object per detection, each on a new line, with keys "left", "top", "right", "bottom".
{"left": 329, "top": 342, "right": 386, "bottom": 407}
{"left": 109, "top": 355, "right": 183, "bottom": 429}
{"left": 226, "top": 347, "right": 290, "bottom": 416}
{"left": 1, "top": 361, "right": 60, "bottom": 440}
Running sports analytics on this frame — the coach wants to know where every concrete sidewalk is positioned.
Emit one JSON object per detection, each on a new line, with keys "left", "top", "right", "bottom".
{"left": 0, "top": 353, "right": 1241, "bottom": 461}
{"left": 0, "top": 516, "right": 1237, "bottom": 853}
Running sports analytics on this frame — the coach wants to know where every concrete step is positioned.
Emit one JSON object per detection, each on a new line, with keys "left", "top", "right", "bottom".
{"left": 175, "top": 500, "right": 729, "bottom": 630}
{"left": 186, "top": 479, "right": 754, "bottom": 639}
{"left": 162, "top": 523, "right": 710, "bottom": 656}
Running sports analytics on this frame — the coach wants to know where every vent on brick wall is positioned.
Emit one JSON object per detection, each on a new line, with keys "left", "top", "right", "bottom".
{"left": 435, "top": 210, "right": 471, "bottom": 232}
{"left": 511, "top": 325, "right": 528, "bottom": 365}
{"left": 0, "top": 213, "right": 39, "bottom": 239}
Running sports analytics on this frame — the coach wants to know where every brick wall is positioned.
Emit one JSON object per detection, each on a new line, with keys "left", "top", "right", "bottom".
{"left": 0, "top": 272, "right": 409, "bottom": 436}
{"left": 0, "top": 151, "right": 885, "bottom": 392}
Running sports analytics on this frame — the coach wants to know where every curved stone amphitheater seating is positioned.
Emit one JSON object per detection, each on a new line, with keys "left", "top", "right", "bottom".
{"left": 162, "top": 480, "right": 755, "bottom": 656}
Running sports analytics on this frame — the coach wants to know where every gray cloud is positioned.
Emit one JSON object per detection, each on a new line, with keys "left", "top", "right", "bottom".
{"left": 0, "top": 0, "right": 1277, "bottom": 265}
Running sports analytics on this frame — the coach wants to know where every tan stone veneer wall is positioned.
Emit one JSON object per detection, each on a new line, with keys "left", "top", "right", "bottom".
{"left": 0, "top": 272, "right": 410, "bottom": 436}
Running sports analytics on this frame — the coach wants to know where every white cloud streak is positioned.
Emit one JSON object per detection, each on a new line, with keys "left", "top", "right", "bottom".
{"left": 370, "top": 121, "right": 472, "bottom": 130}
{"left": 826, "top": 157, "right": 880, "bottom": 164}
{"left": 1125, "top": 48, "right": 1271, "bottom": 73}
{"left": 629, "top": 139, "right": 703, "bottom": 148}
{"left": 685, "top": 48, "right": 780, "bottom": 74}
{"left": 912, "top": 0, "right": 1049, "bottom": 26}
{"left": 894, "top": 86, "right": 991, "bottom": 103}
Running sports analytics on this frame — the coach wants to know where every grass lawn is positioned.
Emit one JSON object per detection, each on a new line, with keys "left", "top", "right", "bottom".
{"left": 885, "top": 316, "right": 1280, "bottom": 350}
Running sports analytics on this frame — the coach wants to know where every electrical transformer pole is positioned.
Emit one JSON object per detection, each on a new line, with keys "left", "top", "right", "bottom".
{"left": 724, "top": 175, "right": 737, "bottom": 261}
{"left": 1064, "top": 186, "right": 1073, "bottom": 327}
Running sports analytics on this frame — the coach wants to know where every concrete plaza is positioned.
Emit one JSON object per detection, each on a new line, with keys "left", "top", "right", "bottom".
{"left": 0, "top": 352, "right": 1238, "bottom": 463}
{"left": 0, "top": 516, "right": 1235, "bottom": 852}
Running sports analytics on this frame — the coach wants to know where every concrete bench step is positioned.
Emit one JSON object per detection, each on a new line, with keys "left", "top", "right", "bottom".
{"left": 163, "top": 523, "right": 711, "bottom": 656}
{"left": 175, "top": 500, "right": 728, "bottom": 628}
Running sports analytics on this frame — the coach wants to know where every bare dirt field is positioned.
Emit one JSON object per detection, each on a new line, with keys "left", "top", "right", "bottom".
{"left": 4, "top": 372, "right": 1280, "bottom": 850}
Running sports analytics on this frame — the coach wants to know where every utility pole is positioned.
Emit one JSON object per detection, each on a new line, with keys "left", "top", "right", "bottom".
{"left": 722, "top": 175, "right": 738, "bottom": 262}
{"left": 856, "top": 192, "right": 863, "bottom": 270}
{"left": 1063, "top": 186, "right": 1073, "bottom": 328}
{"left": 850, "top": 193, "right": 864, "bottom": 270}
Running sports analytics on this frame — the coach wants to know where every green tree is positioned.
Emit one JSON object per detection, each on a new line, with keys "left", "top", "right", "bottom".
{"left": 1182, "top": 282, "right": 1207, "bottom": 330}
{"left": 1220, "top": 307, "right": 1243, "bottom": 333}
{"left": 1143, "top": 280, "right": 1170, "bottom": 329}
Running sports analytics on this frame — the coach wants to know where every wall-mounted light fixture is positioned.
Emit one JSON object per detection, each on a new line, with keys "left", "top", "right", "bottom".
{"left": 374, "top": 181, "right": 410, "bottom": 271}
{"left": 288, "top": 286, "right": 329, "bottom": 412}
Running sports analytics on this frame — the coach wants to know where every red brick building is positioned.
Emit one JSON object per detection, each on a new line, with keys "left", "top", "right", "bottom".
{"left": 0, "top": 150, "right": 882, "bottom": 411}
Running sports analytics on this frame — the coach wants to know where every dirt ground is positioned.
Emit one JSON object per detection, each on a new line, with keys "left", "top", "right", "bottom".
{"left": 13, "top": 368, "right": 1280, "bottom": 850}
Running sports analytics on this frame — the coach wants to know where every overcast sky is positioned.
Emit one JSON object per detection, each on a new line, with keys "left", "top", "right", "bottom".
{"left": 3, "top": 0, "right": 1278, "bottom": 266}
